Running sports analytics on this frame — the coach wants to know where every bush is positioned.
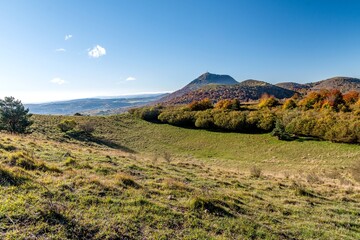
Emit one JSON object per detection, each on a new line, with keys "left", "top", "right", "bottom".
{"left": 257, "top": 111, "right": 276, "bottom": 131}
{"left": 188, "top": 98, "right": 213, "bottom": 111}
{"left": 78, "top": 121, "right": 95, "bottom": 134}
{"left": 214, "top": 99, "right": 240, "bottom": 110}
{"left": 282, "top": 98, "right": 297, "bottom": 110}
{"left": 258, "top": 94, "right": 279, "bottom": 108}
{"left": 212, "top": 111, "right": 247, "bottom": 132}
{"left": 271, "top": 119, "right": 293, "bottom": 141}
{"left": 194, "top": 110, "right": 214, "bottom": 129}
{"left": 158, "top": 110, "right": 195, "bottom": 127}
{"left": 283, "top": 109, "right": 360, "bottom": 143}
{"left": 343, "top": 91, "right": 359, "bottom": 105}
{"left": 58, "top": 119, "right": 77, "bottom": 132}
{"left": 129, "top": 106, "right": 162, "bottom": 122}
{"left": 298, "top": 92, "right": 323, "bottom": 110}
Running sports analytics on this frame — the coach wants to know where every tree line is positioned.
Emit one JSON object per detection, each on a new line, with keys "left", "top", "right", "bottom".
{"left": 130, "top": 90, "right": 360, "bottom": 144}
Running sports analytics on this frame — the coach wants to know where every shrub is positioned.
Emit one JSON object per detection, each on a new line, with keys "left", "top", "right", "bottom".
{"left": 324, "top": 89, "right": 345, "bottom": 111}
{"left": 188, "top": 98, "right": 213, "bottom": 111}
{"left": 158, "top": 110, "right": 195, "bottom": 127}
{"left": 258, "top": 94, "right": 279, "bottom": 108}
{"left": 214, "top": 99, "right": 240, "bottom": 110}
{"left": 213, "top": 111, "right": 232, "bottom": 130}
{"left": 271, "top": 119, "right": 293, "bottom": 141}
{"left": 64, "top": 157, "right": 76, "bottom": 166}
{"left": 324, "top": 121, "right": 358, "bottom": 143}
{"left": 282, "top": 98, "right": 297, "bottom": 110}
{"left": 194, "top": 110, "right": 214, "bottom": 129}
{"left": 78, "top": 121, "right": 95, "bottom": 134}
{"left": 298, "top": 92, "right": 322, "bottom": 110}
{"left": 259, "top": 111, "right": 276, "bottom": 131}
{"left": 58, "top": 119, "right": 77, "bottom": 132}
{"left": 129, "top": 106, "right": 162, "bottom": 122}
{"left": 343, "top": 91, "right": 359, "bottom": 105}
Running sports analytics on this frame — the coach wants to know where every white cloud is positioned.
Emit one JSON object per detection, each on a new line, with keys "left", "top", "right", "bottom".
{"left": 126, "top": 76, "right": 136, "bottom": 81}
{"left": 55, "top": 48, "right": 66, "bottom": 52}
{"left": 50, "top": 78, "right": 66, "bottom": 85}
{"left": 88, "top": 45, "right": 106, "bottom": 58}
{"left": 65, "top": 34, "right": 72, "bottom": 40}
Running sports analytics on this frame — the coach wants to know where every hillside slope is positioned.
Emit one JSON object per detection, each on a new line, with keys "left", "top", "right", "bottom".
{"left": 275, "top": 82, "right": 311, "bottom": 92}
{"left": 25, "top": 94, "right": 166, "bottom": 115}
{"left": 0, "top": 114, "right": 359, "bottom": 239}
{"left": 163, "top": 80, "right": 296, "bottom": 105}
{"left": 277, "top": 77, "right": 360, "bottom": 93}
{"left": 309, "top": 76, "right": 360, "bottom": 92}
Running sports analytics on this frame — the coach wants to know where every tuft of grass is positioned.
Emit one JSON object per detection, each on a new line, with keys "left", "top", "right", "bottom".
{"left": 163, "top": 178, "right": 190, "bottom": 191}
{"left": 249, "top": 166, "right": 262, "bottom": 178}
{"left": 0, "top": 143, "right": 17, "bottom": 151}
{"left": 0, "top": 166, "right": 25, "bottom": 186}
{"left": 64, "top": 157, "right": 76, "bottom": 166}
{"left": 7, "top": 151, "right": 36, "bottom": 170}
{"left": 293, "top": 182, "right": 316, "bottom": 197}
{"left": 351, "top": 161, "right": 360, "bottom": 182}
{"left": 115, "top": 173, "right": 141, "bottom": 189}
{"left": 189, "top": 196, "right": 233, "bottom": 217}
{"left": 306, "top": 172, "right": 323, "bottom": 184}
{"left": 163, "top": 152, "right": 172, "bottom": 163}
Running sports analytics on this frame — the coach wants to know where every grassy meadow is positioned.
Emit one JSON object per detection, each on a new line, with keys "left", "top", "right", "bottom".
{"left": 0, "top": 114, "right": 359, "bottom": 239}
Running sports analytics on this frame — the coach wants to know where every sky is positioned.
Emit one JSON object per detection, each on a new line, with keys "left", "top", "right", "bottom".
{"left": 1, "top": 0, "right": 360, "bottom": 103}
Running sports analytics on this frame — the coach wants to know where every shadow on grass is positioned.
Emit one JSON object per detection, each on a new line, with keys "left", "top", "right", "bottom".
{"left": 66, "top": 131, "right": 136, "bottom": 153}
{"left": 295, "top": 136, "right": 321, "bottom": 142}
{"left": 0, "top": 168, "right": 26, "bottom": 186}
{"left": 39, "top": 208, "right": 99, "bottom": 240}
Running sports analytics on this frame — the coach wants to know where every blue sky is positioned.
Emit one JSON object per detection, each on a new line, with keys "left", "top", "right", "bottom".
{"left": 1, "top": 0, "right": 360, "bottom": 103}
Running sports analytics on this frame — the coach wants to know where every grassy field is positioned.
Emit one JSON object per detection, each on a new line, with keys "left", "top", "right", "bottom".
{"left": 0, "top": 114, "right": 359, "bottom": 239}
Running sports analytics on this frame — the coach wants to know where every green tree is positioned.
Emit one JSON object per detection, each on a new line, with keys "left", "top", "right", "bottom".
{"left": 0, "top": 97, "right": 33, "bottom": 133}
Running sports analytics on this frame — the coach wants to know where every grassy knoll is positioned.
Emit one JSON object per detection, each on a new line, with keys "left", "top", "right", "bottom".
{"left": 0, "top": 114, "right": 359, "bottom": 239}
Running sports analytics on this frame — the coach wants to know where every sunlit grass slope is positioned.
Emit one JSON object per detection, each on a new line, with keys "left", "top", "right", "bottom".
{"left": 0, "top": 114, "right": 359, "bottom": 239}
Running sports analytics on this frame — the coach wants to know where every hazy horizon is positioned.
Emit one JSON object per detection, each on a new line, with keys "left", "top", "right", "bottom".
{"left": 2, "top": 0, "right": 360, "bottom": 102}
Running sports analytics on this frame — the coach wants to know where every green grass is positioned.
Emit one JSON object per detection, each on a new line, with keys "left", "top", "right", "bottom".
{"left": 0, "top": 114, "right": 359, "bottom": 239}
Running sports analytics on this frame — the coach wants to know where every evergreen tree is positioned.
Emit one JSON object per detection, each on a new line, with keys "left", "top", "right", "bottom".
{"left": 0, "top": 97, "right": 33, "bottom": 133}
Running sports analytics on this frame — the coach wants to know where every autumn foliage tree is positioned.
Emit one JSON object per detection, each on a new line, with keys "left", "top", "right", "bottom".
{"left": 343, "top": 91, "right": 359, "bottom": 105}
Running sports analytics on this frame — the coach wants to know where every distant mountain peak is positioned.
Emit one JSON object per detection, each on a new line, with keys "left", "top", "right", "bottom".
{"left": 189, "top": 72, "right": 238, "bottom": 85}
{"left": 197, "top": 72, "right": 213, "bottom": 80}
{"left": 157, "top": 72, "right": 238, "bottom": 103}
